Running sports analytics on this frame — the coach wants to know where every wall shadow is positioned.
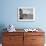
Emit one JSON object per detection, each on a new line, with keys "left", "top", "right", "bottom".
{"left": 0, "top": 24, "right": 7, "bottom": 43}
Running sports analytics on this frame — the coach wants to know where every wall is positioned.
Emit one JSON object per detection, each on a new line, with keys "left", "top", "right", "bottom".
{"left": 0, "top": 0, "right": 46, "bottom": 30}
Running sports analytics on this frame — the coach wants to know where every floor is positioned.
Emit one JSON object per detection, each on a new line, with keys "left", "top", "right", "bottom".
{"left": 45, "top": 44, "right": 46, "bottom": 46}
{"left": 0, "top": 44, "right": 2, "bottom": 46}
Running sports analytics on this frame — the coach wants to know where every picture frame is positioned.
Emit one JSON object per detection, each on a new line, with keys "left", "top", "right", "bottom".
{"left": 17, "top": 7, "right": 35, "bottom": 21}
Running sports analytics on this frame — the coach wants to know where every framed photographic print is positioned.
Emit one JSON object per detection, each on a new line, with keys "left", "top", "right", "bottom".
{"left": 17, "top": 7, "right": 35, "bottom": 21}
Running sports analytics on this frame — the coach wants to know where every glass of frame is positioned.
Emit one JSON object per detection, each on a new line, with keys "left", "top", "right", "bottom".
{"left": 17, "top": 7, "right": 35, "bottom": 21}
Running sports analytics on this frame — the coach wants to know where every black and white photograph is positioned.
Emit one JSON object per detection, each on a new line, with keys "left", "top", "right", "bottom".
{"left": 18, "top": 7, "right": 35, "bottom": 21}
